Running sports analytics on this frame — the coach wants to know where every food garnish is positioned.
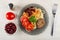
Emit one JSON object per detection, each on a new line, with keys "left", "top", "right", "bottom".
{"left": 29, "top": 16, "right": 37, "bottom": 23}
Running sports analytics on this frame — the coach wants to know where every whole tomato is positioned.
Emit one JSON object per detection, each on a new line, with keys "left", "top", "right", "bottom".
{"left": 6, "top": 12, "right": 15, "bottom": 20}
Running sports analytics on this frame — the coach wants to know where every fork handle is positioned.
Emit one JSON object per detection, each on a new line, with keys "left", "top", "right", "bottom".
{"left": 51, "top": 22, "right": 54, "bottom": 36}
{"left": 51, "top": 17, "right": 55, "bottom": 36}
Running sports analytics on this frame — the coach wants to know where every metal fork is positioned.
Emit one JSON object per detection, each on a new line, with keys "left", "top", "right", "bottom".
{"left": 51, "top": 4, "right": 58, "bottom": 36}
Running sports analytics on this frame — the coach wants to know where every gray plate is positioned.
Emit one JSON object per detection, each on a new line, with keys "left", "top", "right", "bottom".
{"left": 19, "top": 3, "right": 49, "bottom": 35}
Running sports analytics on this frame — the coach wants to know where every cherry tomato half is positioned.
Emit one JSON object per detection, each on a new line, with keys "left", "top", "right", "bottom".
{"left": 6, "top": 12, "right": 15, "bottom": 20}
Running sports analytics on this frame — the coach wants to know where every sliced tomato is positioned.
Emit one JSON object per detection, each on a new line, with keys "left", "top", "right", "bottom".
{"left": 20, "top": 16, "right": 28, "bottom": 22}
{"left": 22, "top": 22, "right": 28, "bottom": 27}
{"left": 20, "top": 16, "right": 34, "bottom": 32}
{"left": 25, "top": 24, "right": 34, "bottom": 32}
{"left": 20, "top": 16, "right": 29, "bottom": 27}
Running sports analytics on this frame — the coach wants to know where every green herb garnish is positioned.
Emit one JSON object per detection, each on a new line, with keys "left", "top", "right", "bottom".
{"left": 29, "top": 16, "right": 37, "bottom": 23}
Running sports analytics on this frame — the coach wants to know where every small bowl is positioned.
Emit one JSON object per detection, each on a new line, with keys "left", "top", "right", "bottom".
{"left": 19, "top": 3, "right": 49, "bottom": 35}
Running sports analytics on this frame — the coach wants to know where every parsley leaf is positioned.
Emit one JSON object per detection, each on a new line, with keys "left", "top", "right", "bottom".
{"left": 29, "top": 16, "right": 37, "bottom": 23}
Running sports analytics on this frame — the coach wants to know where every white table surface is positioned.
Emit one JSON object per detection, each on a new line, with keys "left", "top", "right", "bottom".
{"left": 0, "top": 0, "right": 60, "bottom": 40}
